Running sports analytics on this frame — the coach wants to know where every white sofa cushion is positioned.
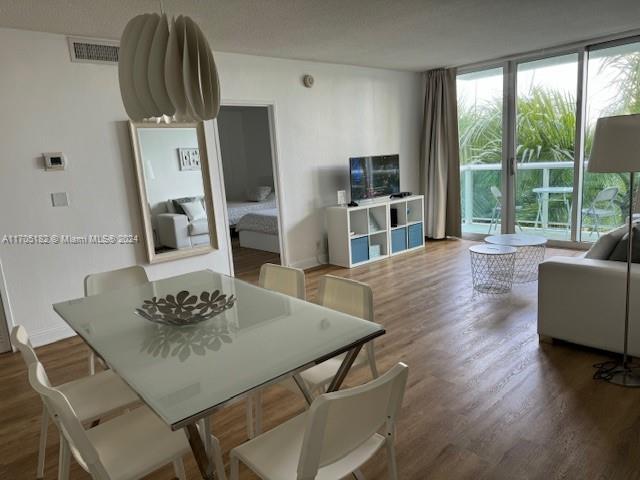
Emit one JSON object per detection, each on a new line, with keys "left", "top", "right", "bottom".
{"left": 584, "top": 225, "right": 627, "bottom": 260}
{"left": 189, "top": 218, "right": 209, "bottom": 236}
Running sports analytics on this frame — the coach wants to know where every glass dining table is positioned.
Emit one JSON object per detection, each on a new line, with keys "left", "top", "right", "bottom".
{"left": 53, "top": 269, "right": 385, "bottom": 480}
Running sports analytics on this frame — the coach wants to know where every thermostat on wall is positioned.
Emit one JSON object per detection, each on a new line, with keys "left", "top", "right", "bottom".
{"left": 43, "top": 152, "right": 66, "bottom": 171}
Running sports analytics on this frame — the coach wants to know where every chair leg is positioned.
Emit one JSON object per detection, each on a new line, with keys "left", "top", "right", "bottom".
{"left": 245, "top": 395, "right": 255, "bottom": 439}
{"left": 230, "top": 454, "right": 240, "bottom": 480}
{"left": 173, "top": 457, "right": 186, "bottom": 480}
{"left": 254, "top": 390, "right": 263, "bottom": 436}
{"left": 89, "top": 351, "right": 96, "bottom": 376}
{"left": 58, "top": 434, "right": 70, "bottom": 480}
{"left": 211, "top": 435, "right": 227, "bottom": 480}
{"left": 386, "top": 438, "right": 399, "bottom": 480}
{"left": 353, "top": 469, "right": 366, "bottom": 479}
{"left": 37, "top": 404, "right": 48, "bottom": 479}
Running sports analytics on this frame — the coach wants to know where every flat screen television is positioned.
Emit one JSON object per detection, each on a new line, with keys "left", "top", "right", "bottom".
{"left": 350, "top": 154, "right": 400, "bottom": 201}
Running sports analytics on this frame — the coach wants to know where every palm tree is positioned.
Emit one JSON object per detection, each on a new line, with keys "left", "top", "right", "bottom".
{"left": 600, "top": 51, "right": 640, "bottom": 116}
{"left": 458, "top": 83, "right": 628, "bottom": 227}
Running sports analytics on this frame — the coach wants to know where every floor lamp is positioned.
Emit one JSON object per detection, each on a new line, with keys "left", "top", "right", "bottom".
{"left": 590, "top": 114, "right": 640, "bottom": 387}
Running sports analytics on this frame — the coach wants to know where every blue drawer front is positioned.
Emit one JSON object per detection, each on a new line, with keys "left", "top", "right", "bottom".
{"left": 408, "top": 223, "right": 423, "bottom": 248}
{"left": 351, "top": 237, "right": 369, "bottom": 264}
{"left": 391, "top": 228, "right": 407, "bottom": 253}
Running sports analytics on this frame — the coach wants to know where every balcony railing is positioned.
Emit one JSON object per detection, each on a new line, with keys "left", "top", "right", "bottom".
{"left": 460, "top": 160, "right": 575, "bottom": 229}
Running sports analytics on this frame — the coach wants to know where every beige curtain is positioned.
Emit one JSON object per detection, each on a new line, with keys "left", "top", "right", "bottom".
{"left": 420, "top": 68, "right": 461, "bottom": 239}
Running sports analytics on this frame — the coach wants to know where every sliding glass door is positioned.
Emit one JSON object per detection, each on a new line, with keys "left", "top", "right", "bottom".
{"left": 456, "top": 36, "right": 640, "bottom": 244}
{"left": 515, "top": 54, "right": 579, "bottom": 240}
{"left": 579, "top": 42, "right": 640, "bottom": 241}
{"left": 457, "top": 68, "right": 504, "bottom": 235}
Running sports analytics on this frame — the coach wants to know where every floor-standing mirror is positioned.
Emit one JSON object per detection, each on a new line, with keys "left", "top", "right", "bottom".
{"left": 130, "top": 122, "right": 218, "bottom": 264}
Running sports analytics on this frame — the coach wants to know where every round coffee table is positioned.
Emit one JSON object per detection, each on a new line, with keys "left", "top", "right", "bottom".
{"left": 484, "top": 234, "right": 547, "bottom": 283}
{"left": 469, "top": 244, "right": 517, "bottom": 295}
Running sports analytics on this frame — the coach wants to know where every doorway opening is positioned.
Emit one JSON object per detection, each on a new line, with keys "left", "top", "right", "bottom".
{"left": 217, "top": 105, "right": 283, "bottom": 280}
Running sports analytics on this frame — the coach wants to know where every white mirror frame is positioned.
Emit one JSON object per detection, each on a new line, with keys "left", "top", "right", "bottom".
{"left": 129, "top": 121, "right": 219, "bottom": 264}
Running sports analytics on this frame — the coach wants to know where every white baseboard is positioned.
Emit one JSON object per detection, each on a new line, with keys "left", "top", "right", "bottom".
{"left": 291, "top": 253, "right": 328, "bottom": 270}
{"left": 29, "top": 324, "right": 76, "bottom": 347}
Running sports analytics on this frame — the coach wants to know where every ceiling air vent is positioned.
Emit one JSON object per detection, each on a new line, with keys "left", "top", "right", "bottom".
{"left": 67, "top": 37, "right": 120, "bottom": 65}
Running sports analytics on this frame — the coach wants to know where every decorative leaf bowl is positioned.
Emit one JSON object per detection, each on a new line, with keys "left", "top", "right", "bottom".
{"left": 135, "top": 290, "right": 236, "bottom": 326}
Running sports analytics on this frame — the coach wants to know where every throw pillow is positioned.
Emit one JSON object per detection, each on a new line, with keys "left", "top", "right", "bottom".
{"left": 585, "top": 225, "right": 628, "bottom": 260}
{"left": 608, "top": 225, "right": 640, "bottom": 263}
{"left": 180, "top": 201, "right": 207, "bottom": 222}
{"left": 246, "top": 186, "right": 272, "bottom": 202}
{"left": 172, "top": 196, "right": 199, "bottom": 214}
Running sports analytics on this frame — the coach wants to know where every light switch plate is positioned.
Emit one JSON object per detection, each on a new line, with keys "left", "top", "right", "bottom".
{"left": 51, "top": 192, "right": 69, "bottom": 207}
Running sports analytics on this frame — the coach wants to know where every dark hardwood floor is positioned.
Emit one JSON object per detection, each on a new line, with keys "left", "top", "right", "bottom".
{"left": 230, "top": 236, "right": 280, "bottom": 281}
{"left": 2, "top": 239, "right": 639, "bottom": 479}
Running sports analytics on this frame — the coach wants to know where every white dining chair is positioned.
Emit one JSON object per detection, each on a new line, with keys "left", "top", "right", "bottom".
{"left": 297, "top": 275, "right": 380, "bottom": 394}
{"left": 246, "top": 263, "right": 306, "bottom": 438}
{"left": 250, "top": 275, "right": 380, "bottom": 438}
{"left": 11, "top": 325, "right": 139, "bottom": 480}
{"left": 84, "top": 265, "right": 148, "bottom": 375}
{"left": 258, "top": 263, "right": 306, "bottom": 299}
{"left": 230, "top": 362, "right": 409, "bottom": 480}
{"left": 28, "top": 360, "right": 212, "bottom": 480}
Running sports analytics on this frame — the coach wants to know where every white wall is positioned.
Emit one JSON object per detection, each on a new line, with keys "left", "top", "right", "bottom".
{"left": 138, "top": 127, "right": 204, "bottom": 215}
{"left": 218, "top": 106, "right": 275, "bottom": 201}
{"left": 216, "top": 52, "right": 423, "bottom": 267}
{"left": 0, "top": 28, "right": 232, "bottom": 346}
{"left": 0, "top": 27, "right": 422, "bottom": 346}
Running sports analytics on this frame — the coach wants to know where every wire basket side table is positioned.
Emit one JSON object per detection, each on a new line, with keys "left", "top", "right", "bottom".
{"left": 469, "top": 244, "right": 517, "bottom": 295}
{"left": 485, "top": 234, "right": 547, "bottom": 283}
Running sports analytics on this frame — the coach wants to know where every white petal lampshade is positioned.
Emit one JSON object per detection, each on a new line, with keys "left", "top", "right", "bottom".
{"left": 165, "top": 15, "right": 188, "bottom": 118}
{"left": 147, "top": 13, "right": 175, "bottom": 115}
{"left": 588, "top": 114, "right": 640, "bottom": 173}
{"left": 133, "top": 14, "right": 162, "bottom": 117}
{"left": 119, "top": 13, "right": 220, "bottom": 121}
{"left": 118, "top": 14, "right": 149, "bottom": 121}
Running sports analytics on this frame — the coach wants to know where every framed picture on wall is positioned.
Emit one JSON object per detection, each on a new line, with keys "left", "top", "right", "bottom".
{"left": 177, "top": 148, "right": 201, "bottom": 171}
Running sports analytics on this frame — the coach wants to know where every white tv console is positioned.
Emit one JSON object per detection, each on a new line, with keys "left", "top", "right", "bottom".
{"left": 327, "top": 195, "right": 425, "bottom": 268}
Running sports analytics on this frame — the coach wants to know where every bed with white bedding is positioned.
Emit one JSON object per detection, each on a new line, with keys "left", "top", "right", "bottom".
{"left": 226, "top": 193, "right": 276, "bottom": 226}
{"left": 235, "top": 208, "right": 280, "bottom": 253}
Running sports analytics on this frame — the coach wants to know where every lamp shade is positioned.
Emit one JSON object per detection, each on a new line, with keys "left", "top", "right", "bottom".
{"left": 588, "top": 114, "right": 640, "bottom": 173}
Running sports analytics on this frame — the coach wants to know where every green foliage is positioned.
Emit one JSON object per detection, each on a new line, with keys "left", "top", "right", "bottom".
{"left": 600, "top": 52, "right": 640, "bottom": 116}
{"left": 458, "top": 80, "right": 631, "bottom": 230}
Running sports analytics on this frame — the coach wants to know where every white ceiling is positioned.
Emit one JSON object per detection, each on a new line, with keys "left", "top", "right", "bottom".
{"left": 1, "top": 0, "right": 639, "bottom": 71}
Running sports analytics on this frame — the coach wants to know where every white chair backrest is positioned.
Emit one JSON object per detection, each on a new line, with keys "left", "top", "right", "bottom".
{"left": 318, "top": 275, "right": 373, "bottom": 321}
{"left": 594, "top": 186, "right": 618, "bottom": 204}
{"left": 259, "top": 263, "right": 306, "bottom": 300}
{"left": 84, "top": 265, "right": 148, "bottom": 296}
{"left": 490, "top": 186, "right": 502, "bottom": 202}
{"left": 11, "top": 325, "right": 39, "bottom": 368}
{"left": 297, "top": 363, "right": 409, "bottom": 479}
{"left": 28, "top": 362, "right": 109, "bottom": 479}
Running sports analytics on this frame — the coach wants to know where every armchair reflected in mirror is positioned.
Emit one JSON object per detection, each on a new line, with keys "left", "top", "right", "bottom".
{"left": 130, "top": 122, "right": 218, "bottom": 263}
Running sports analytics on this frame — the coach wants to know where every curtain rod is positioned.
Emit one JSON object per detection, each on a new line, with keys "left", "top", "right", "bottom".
{"left": 452, "top": 28, "right": 640, "bottom": 73}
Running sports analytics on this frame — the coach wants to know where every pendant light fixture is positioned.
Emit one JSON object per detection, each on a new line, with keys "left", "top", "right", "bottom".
{"left": 118, "top": 3, "right": 220, "bottom": 122}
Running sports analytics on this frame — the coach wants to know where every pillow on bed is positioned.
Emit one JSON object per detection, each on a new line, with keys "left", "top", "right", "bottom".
{"left": 180, "top": 201, "right": 207, "bottom": 222}
{"left": 246, "top": 186, "right": 272, "bottom": 202}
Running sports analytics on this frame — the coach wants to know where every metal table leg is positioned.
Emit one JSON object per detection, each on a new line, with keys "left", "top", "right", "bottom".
{"left": 293, "top": 373, "right": 315, "bottom": 406}
{"left": 327, "top": 345, "right": 363, "bottom": 392}
{"left": 185, "top": 423, "right": 215, "bottom": 480}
